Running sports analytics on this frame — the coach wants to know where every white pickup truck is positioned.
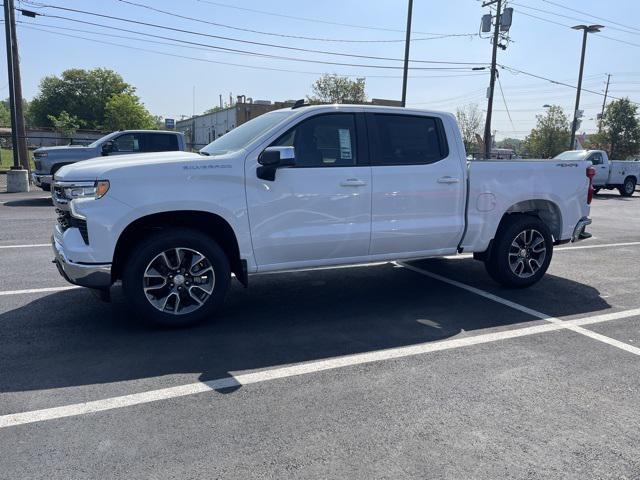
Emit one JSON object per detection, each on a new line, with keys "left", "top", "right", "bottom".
{"left": 555, "top": 149, "right": 639, "bottom": 197}
{"left": 51, "top": 104, "right": 594, "bottom": 327}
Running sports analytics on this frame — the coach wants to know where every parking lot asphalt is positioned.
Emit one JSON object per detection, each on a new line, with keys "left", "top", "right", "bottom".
{"left": 1, "top": 188, "right": 639, "bottom": 479}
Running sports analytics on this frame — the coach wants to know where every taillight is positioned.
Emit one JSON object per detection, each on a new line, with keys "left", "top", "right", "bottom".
{"left": 586, "top": 166, "right": 596, "bottom": 204}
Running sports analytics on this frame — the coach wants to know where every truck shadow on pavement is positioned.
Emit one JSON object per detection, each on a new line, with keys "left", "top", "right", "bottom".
{"left": 2, "top": 197, "right": 52, "bottom": 207}
{"left": 0, "top": 261, "right": 610, "bottom": 396}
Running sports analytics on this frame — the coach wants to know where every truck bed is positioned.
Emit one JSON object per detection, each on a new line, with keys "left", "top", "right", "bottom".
{"left": 461, "top": 159, "right": 591, "bottom": 252}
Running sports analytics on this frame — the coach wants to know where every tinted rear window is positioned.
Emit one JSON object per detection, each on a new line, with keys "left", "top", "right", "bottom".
{"left": 144, "top": 134, "right": 179, "bottom": 152}
{"left": 370, "top": 114, "right": 448, "bottom": 165}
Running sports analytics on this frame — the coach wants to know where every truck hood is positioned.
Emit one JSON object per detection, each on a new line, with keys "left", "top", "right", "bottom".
{"left": 54, "top": 151, "right": 221, "bottom": 181}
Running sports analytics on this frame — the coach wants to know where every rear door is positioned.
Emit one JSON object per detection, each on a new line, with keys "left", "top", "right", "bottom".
{"left": 366, "top": 112, "right": 465, "bottom": 256}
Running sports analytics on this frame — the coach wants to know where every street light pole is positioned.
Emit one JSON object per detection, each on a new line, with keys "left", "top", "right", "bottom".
{"left": 569, "top": 24, "right": 603, "bottom": 150}
{"left": 400, "top": 0, "right": 413, "bottom": 107}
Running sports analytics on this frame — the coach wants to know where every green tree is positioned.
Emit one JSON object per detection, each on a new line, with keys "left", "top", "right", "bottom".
{"left": 600, "top": 98, "right": 639, "bottom": 159}
{"left": 47, "top": 110, "right": 80, "bottom": 138}
{"left": 523, "top": 105, "right": 570, "bottom": 158}
{"left": 1, "top": 98, "right": 31, "bottom": 127}
{"left": 0, "top": 101, "right": 10, "bottom": 126}
{"left": 455, "top": 103, "right": 484, "bottom": 154}
{"left": 104, "top": 93, "right": 157, "bottom": 130}
{"left": 29, "top": 68, "right": 134, "bottom": 129}
{"left": 307, "top": 74, "right": 367, "bottom": 104}
{"left": 496, "top": 137, "right": 524, "bottom": 152}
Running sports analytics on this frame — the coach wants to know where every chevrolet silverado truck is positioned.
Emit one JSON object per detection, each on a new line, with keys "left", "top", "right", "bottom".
{"left": 51, "top": 105, "right": 594, "bottom": 327}
{"left": 32, "top": 130, "right": 186, "bottom": 191}
{"left": 555, "top": 149, "right": 639, "bottom": 197}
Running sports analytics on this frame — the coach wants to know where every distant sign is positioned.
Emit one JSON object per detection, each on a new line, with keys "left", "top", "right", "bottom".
{"left": 164, "top": 118, "right": 175, "bottom": 130}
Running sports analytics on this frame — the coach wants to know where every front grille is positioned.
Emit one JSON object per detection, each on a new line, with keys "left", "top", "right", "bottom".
{"left": 56, "top": 208, "right": 89, "bottom": 244}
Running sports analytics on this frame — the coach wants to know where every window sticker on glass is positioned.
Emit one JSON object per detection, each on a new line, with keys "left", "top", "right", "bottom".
{"left": 338, "top": 128, "right": 352, "bottom": 160}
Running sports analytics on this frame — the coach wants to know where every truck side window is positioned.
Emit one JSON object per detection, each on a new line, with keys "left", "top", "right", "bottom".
{"left": 272, "top": 113, "right": 357, "bottom": 167}
{"left": 590, "top": 153, "right": 603, "bottom": 165}
{"left": 144, "top": 133, "right": 179, "bottom": 152}
{"left": 370, "top": 114, "right": 448, "bottom": 165}
{"left": 113, "top": 134, "right": 142, "bottom": 153}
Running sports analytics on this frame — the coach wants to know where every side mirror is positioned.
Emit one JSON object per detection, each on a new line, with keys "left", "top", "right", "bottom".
{"left": 101, "top": 141, "right": 114, "bottom": 156}
{"left": 257, "top": 146, "right": 295, "bottom": 181}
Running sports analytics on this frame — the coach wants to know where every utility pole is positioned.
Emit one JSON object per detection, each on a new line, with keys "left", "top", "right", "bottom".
{"left": 7, "top": 0, "right": 29, "bottom": 173}
{"left": 400, "top": 0, "right": 413, "bottom": 107}
{"left": 569, "top": 24, "right": 603, "bottom": 150}
{"left": 3, "top": 0, "right": 19, "bottom": 169}
{"left": 598, "top": 73, "right": 611, "bottom": 132}
{"left": 483, "top": 0, "right": 502, "bottom": 159}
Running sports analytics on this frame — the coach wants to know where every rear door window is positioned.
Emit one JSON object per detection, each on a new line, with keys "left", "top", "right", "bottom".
{"left": 143, "top": 133, "right": 179, "bottom": 152}
{"left": 368, "top": 114, "right": 448, "bottom": 165}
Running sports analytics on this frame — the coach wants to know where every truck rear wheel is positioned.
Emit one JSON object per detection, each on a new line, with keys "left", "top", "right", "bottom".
{"left": 619, "top": 177, "right": 636, "bottom": 197}
{"left": 122, "top": 228, "right": 230, "bottom": 327}
{"left": 484, "top": 215, "right": 553, "bottom": 288}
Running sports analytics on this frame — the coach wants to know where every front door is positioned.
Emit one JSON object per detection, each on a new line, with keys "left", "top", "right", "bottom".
{"left": 366, "top": 112, "right": 466, "bottom": 256}
{"left": 246, "top": 112, "right": 372, "bottom": 270}
{"left": 589, "top": 152, "right": 608, "bottom": 185}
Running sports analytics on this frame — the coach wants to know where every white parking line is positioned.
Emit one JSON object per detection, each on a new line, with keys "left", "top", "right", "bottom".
{"left": 556, "top": 241, "right": 640, "bottom": 251}
{"left": 1, "top": 307, "right": 638, "bottom": 429}
{"left": 0, "top": 244, "right": 50, "bottom": 249}
{"left": 0, "top": 286, "right": 80, "bottom": 296}
{"left": 400, "top": 263, "right": 640, "bottom": 356}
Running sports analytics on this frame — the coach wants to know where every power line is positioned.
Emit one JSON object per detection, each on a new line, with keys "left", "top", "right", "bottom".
{"left": 19, "top": 13, "right": 482, "bottom": 72}
{"left": 497, "top": 75, "right": 516, "bottom": 132}
{"left": 17, "top": 23, "right": 489, "bottom": 79}
{"left": 511, "top": 2, "right": 640, "bottom": 37}
{"left": 515, "top": 9, "right": 640, "bottom": 49}
{"left": 193, "top": 0, "right": 467, "bottom": 36}
{"left": 20, "top": 2, "right": 488, "bottom": 66}
{"left": 115, "top": 0, "right": 477, "bottom": 44}
{"left": 499, "top": 64, "right": 640, "bottom": 105}
{"left": 540, "top": 0, "right": 640, "bottom": 34}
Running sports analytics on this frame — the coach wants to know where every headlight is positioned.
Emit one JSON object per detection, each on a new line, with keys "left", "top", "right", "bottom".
{"left": 63, "top": 180, "right": 110, "bottom": 199}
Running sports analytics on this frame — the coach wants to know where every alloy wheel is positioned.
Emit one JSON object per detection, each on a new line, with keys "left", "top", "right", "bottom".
{"left": 508, "top": 229, "right": 547, "bottom": 279}
{"left": 143, "top": 247, "right": 215, "bottom": 315}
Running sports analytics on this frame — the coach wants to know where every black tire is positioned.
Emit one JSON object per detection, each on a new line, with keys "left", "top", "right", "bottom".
{"left": 122, "top": 228, "right": 230, "bottom": 327}
{"left": 484, "top": 215, "right": 553, "bottom": 288}
{"left": 619, "top": 177, "right": 636, "bottom": 197}
{"left": 40, "top": 183, "right": 51, "bottom": 192}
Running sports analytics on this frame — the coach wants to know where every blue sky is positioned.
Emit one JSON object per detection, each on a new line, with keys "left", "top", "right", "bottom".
{"left": 5, "top": 0, "right": 640, "bottom": 139}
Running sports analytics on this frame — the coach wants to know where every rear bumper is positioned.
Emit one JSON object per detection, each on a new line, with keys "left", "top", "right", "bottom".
{"left": 52, "top": 236, "right": 112, "bottom": 289}
{"left": 32, "top": 173, "right": 52, "bottom": 187}
{"left": 571, "top": 217, "right": 592, "bottom": 242}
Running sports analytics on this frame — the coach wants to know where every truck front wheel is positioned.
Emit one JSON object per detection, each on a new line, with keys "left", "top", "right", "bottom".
{"left": 484, "top": 215, "right": 553, "bottom": 288}
{"left": 122, "top": 228, "right": 230, "bottom": 327}
{"left": 619, "top": 177, "right": 636, "bottom": 197}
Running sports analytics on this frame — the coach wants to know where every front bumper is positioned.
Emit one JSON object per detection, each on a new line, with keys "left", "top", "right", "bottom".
{"left": 32, "top": 173, "right": 52, "bottom": 187}
{"left": 52, "top": 236, "right": 112, "bottom": 289}
{"left": 571, "top": 217, "right": 592, "bottom": 242}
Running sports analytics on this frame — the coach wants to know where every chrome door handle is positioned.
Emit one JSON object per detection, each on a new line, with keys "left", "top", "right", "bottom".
{"left": 340, "top": 178, "right": 367, "bottom": 187}
{"left": 437, "top": 176, "right": 460, "bottom": 184}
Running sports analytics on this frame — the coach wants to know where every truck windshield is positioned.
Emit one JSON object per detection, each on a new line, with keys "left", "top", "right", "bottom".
{"left": 554, "top": 151, "right": 591, "bottom": 160}
{"left": 199, "top": 110, "right": 294, "bottom": 156}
